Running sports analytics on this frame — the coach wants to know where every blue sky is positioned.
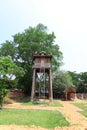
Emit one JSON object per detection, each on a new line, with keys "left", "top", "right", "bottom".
{"left": 0, "top": 0, "right": 87, "bottom": 73}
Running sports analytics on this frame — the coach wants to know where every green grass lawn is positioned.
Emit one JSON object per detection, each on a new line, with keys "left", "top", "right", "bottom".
{"left": 0, "top": 109, "right": 69, "bottom": 129}
{"left": 73, "top": 102, "right": 87, "bottom": 117}
{"left": 22, "top": 100, "right": 63, "bottom": 107}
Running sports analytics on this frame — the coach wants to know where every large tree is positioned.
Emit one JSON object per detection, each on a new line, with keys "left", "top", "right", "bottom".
{"left": 0, "top": 24, "right": 63, "bottom": 95}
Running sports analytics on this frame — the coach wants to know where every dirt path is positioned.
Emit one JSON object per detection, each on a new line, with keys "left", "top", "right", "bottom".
{"left": 58, "top": 100, "right": 87, "bottom": 126}
{"left": 1, "top": 100, "right": 87, "bottom": 130}
{"left": 55, "top": 100, "right": 87, "bottom": 130}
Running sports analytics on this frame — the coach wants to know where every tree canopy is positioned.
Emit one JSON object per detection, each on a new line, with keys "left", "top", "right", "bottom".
{"left": 0, "top": 56, "right": 24, "bottom": 79}
{"left": 0, "top": 24, "right": 63, "bottom": 95}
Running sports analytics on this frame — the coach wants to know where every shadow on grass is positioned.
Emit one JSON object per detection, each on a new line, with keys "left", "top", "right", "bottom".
{"left": 4, "top": 97, "right": 63, "bottom": 107}
{"left": 22, "top": 99, "right": 63, "bottom": 107}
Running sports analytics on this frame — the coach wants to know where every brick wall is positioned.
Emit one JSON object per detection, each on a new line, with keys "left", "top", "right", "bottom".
{"left": 9, "top": 89, "right": 25, "bottom": 98}
{"left": 76, "top": 93, "right": 87, "bottom": 99}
